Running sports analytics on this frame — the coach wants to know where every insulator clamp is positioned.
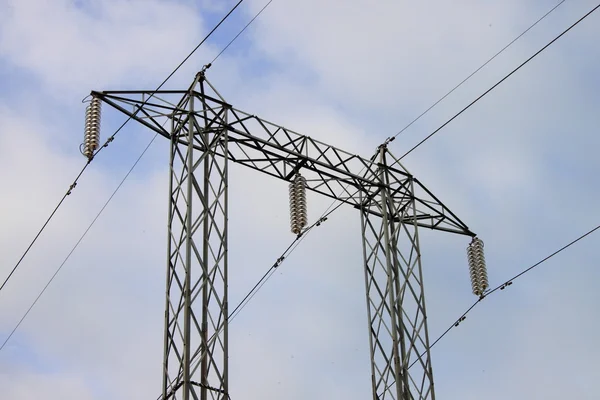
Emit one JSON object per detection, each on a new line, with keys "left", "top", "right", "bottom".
{"left": 273, "top": 256, "right": 285, "bottom": 268}
{"left": 315, "top": 216, "right": 328, "bottom": 227}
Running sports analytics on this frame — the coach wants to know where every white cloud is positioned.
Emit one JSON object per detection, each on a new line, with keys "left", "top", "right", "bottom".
{"left": 0, "top": 0, "right": 599, "bottom": 399}
{"left": 0, "top": 0, "right": 211, "bottom": 94}
{"left": 0, "top": 371, "right": 95, "bottom": 399}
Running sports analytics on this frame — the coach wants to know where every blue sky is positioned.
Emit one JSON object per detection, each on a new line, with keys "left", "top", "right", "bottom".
{"left": 0, "top": 0, "right": 599, "bottom": 399}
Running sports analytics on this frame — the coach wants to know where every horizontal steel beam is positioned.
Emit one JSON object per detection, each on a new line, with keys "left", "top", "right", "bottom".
{"left": 91, "top": 79, "right": 474, "bottom": 237}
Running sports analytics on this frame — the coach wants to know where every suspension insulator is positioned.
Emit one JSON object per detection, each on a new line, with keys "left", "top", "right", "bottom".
{"left": 467, "top": 237, "right": 488, "bottom": 296}
{"left": 83, "top": 97, "right": 102, "bottom": 160}
{"left": 289, "top": 173, "right": 307, "bottom": 235}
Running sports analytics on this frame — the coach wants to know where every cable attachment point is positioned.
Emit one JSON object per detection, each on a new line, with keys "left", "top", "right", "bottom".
{"left": 273, "top": 256, "right": 285, "bottom": 268}
{"left": 200, "top": 63, "right": 212, "bottom": 76}
{"left": 103, "top": 135, "right": 114, "bottom": 149}
{"left": 378, "top": 136, "right": 396, "bottom": 151}
{"left": 454, "top": 315, "right": 466, "bottom": 327}
{"left": 315, "top": 216, "right": 328, "bottom": 227}
{"left": 66, "top": 182, "right": 77, "bottom": 195}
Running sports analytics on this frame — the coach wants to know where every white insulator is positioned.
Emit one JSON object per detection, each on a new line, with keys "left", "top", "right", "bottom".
{"left": 289, "top": 173, "right": 307, "bottom": 235}
{"left": 467, "top": 237, "right": 488, "bottom": 296}
{"left": 83, "top": 97, "right": 102, "bottom": 159}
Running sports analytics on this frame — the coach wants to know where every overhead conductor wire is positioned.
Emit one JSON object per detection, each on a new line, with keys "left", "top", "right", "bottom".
{"left": 0, "top": 0, "right": 250, "bottom": 349}
{"left": 183, "top": 0, "right": 574, "bottom": 331}
{"left": 384, "top": 0, "right": 566, "bottom": 144}
{"left": 397, "top": 2, "right": 600, "bottom": 162}
{"left": 0, "top": 0, "right": 248, "bottom": 296}
{"left": 379, "top": 0, "right": 600, "bottom": 385}
{"left": 409, "top": 223, "right": 600, "bottom": 369}
{"left": 374, "top": 223, "right": 600, "bottom": 395}
{"left": 159, "top": 210, "right": 334, "bottom": 399}
{"left": 0, "top": 133, "right": 160, "bottom": 352}
{"left": 209, "top": 0, "right": 274, "bottom": 65}
{"left": 303, "top": 0, "right": 568, "bottom": 239}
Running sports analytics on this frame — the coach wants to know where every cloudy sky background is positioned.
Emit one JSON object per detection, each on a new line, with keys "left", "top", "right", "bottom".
{"left": 0, "top": 0, "right": 599, "bottom": 398}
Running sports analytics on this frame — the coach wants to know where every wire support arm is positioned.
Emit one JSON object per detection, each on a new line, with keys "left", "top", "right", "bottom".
{"left": 92, "top": 81, "right": 475, "bottom": 237}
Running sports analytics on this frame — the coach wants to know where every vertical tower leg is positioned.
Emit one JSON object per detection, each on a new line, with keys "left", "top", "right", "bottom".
{"left": 162, "top": 76, "right": 229, "bottom": 400}
{"left": 360, "top": 148, "right": 435, "bottom": 400}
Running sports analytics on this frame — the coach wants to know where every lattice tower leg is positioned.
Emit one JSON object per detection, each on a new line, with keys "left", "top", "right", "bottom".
{"left": 162, "top": 76, "right": 229, "bottom": 400}
{"left": 359, "top": 148, "right": 435, "bottom": 400}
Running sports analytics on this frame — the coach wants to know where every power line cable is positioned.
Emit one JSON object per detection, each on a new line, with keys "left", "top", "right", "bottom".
{"left": 1, "top": 0, "right": 284, "bottom": 392}
{"left": 0, "top": 166, "right": 85, "bottom": 294}
{"left": 6, "top": 0, "right": 584, "bottom": 391}
{"left": 227, "top": 235, "right": 299, "bottom": 321}
{"left": 158, "top": 0, "right": 282, "bottom": 349}
{"left": 7, "top": 0, "right": 330, "bottom": 394}
{"left": 397, "top": 2, "right": 600, "bottom": 162}
{"left": 307, "top": 10, "right": 600, "bottom": 390}
{"left": 162, "top": 1, "right": 597, "bottom": 395}
{"left": 0, "top": 0, "right": 247, "bottom": 297}
{"left": 304, "top": 0, "right": 569, "bottom": 243}
{"left": 161, "top": 0, "right": 596, "bottom": 356}
{"left": 0, "top": 112, "right": 139, "bottom": 294}
{"left": 158, "top": 210, "right": 334, "bottom": 399}
{"left": 210, "top": 0, "right": 274, "bottom": 65}
{"left": 312, "top": 2, "right": 600, "bottom": 387}
{"left": 1, "top": 0, "right": 286, "bottom": 387}
{"left": 172, "top": 193, "right": 347, "bottom": 400}
{"left": 368, "top": 6, "right": 600, "bottom": 391}
{"left": 121, "top": 1, "right": 577, "bottom": 335}
{"left": 160, "top": 5, "right": 367, "bottom": 389}
{"left": 158, "top": 175, "right": 347, "bottom": 398}
{"left": 409, "top": 222, "right": 600, "bottom": 370}
{"left": 0, "top": 132, "right": 160, "bottom": 352}
{"left": 227, "top": 207, "right": 338, "bottom": 321}
{"left": 377, "top": 222, "right": 600, "bottom": 396}
{"left": 0, "top": 0, "right": 253, "bottom": 350}
{"left": 384, "top": 0, "right": 566, "bottom": 145}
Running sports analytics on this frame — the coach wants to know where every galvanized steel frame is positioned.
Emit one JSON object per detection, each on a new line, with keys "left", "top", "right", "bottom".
{"left": 92, "top": 73, "right": 475, "bottom": 400}
{"left": 360, "top": 147, "right": 436, "bottom": 400}
{"left": 160, "top": 73, "right": 229, "bottom": 400}
{"left": 93, "top": 85, "right": 474, "bottom": 237}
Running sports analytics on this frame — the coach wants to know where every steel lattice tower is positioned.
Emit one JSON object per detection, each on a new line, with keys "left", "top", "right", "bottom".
{"left": 90, "top": 71, "right": 476, "bottom": 400}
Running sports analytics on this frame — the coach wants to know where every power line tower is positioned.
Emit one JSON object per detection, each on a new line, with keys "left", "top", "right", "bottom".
{"left": 87, "top": 71, "right": 479, "bottom": 400}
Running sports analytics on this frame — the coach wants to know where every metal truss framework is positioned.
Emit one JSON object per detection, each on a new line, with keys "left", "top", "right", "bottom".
{"left": 92, "top": 72, "right": 475, "bottom": 400}
{"left": 360, "top": 148, "right": 436, "bottom": 400}
{"left": 161, "top": 74, "right": 229, "bottom": 400}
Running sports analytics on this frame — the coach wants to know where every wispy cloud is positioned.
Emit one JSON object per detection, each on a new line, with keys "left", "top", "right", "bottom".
{"left": 0, "top": 0, "right": 598, "bottom": 399}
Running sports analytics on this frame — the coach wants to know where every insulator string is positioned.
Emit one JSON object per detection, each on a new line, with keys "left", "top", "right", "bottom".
{"left": 82, "top": 97, "right": 102, "bottom": 159}
{"left": 467, "top": 237, "right": 488, "bottom": 296}
{"left": 289, "top": 173, "right": 307, "bottom": 235}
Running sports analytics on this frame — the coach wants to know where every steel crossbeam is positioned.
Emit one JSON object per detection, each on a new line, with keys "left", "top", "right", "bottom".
{"left": 91, "top": 72, "right": 475, "bottom": 400}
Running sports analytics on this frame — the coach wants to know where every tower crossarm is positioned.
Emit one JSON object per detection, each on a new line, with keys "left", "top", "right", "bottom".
{"left": 92, "top": 84, "right": 474, "bottom": 237}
